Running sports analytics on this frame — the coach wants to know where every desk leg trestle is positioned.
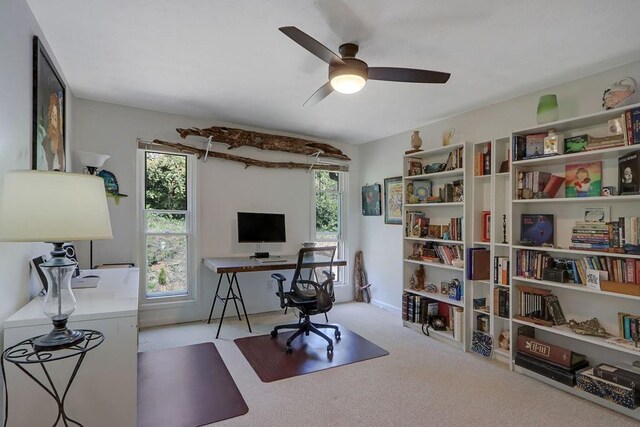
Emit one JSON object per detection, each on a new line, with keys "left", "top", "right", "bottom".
{"left": 208, "top": 272, "right": 252, "bottom": 339}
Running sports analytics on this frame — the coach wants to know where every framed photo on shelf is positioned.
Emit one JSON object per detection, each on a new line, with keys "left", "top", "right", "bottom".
{"left": 32, "top": 36, "right": 66, "bottom": 171}
{"left": 362, "top": 183, "right": 382, "bottom": 216}
{"left": 481, "top": 211, "right": 491, "bottom": 242}
{"left": 407, "top": 159, "right": 423, "bottom": 176}
{"left": 583, "top": 207, "right": 610, "bottom": 223}
{"left": 383, "top": 177, "right": 403, "bottom": 224}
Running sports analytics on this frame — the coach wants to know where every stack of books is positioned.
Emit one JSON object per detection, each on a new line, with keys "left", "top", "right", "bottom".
{"left": 571, "top": 221, "right": 611, "bottom": 251}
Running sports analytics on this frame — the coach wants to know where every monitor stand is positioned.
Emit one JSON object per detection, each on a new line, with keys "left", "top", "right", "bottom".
{"left": 253, "top": 252, "right": 270, "bottom": 259}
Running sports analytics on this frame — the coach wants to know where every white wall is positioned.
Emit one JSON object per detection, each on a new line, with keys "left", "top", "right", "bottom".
{"left": 72, "top": 99, "right": 360, "bottom": 327}
{"left": 0, "top": 0, "right": 74, "bottom": 422}
{"left": 360, "top": 59, "right": 640, "bottom": 314}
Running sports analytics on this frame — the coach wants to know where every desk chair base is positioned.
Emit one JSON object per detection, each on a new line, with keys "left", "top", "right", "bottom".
{"left": 271, "top": 314, "right": 340, "bottom": 354}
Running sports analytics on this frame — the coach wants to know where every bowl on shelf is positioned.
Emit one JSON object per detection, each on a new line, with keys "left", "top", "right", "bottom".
{"left": 302, "top": 242, "right": 317, "bottom": 248}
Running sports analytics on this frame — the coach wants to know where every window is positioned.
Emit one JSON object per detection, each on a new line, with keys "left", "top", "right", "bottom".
{"left": 312, "top": 170, "right": 346, "bottom": 281}
{"left": 140, "top": 151, "right": 195, "bottom": 299}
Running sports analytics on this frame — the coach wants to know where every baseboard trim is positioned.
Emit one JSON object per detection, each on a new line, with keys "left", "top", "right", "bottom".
{"left": 371, "top": 299, "right": 401, "bottom": 317}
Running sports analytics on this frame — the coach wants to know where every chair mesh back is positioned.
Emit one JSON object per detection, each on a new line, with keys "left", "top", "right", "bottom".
{"left": 291, "top": 246, "right": 336, "bottom": 300}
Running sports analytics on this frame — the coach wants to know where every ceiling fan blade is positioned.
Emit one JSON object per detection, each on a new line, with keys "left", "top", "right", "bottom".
{"left": 279, "top": 26, "right": 346, "bottom": 67}
{"left": 303, "top": 82, "right": 334, "bottom": 107}
{"left": 368, "top": 67, "right": 451, "bottom": 84}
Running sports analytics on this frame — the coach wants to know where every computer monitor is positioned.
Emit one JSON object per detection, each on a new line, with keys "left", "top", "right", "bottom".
{"left": 237, "top": 212, "right": 286, "bottom": 257}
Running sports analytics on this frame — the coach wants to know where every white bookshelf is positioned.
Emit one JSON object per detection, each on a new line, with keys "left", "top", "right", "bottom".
{"left": 401, "top": 143, "right": 467, "bottom": 349}
{"left": 509, "top": 103, "right": 640, "bottom": 421}
{"left": 469, "top": 137, "right": 512, "bottom": 365}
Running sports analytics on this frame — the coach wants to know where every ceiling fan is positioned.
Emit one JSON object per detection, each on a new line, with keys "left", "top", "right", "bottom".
{"left": 279, "top": 26, "right": 451, "bottom": 106}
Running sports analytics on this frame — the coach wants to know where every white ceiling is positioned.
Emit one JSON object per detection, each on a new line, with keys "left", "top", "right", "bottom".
{"left": 26, "top": 0, "right": 640, "bottom": 144}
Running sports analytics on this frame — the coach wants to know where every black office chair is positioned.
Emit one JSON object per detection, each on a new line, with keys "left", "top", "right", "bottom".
{"left": 270, "top": 246, "right": 340, "bottom": 353}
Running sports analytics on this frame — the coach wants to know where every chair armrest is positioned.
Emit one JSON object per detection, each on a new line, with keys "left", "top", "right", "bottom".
{"left": 271, "top": 273, "right": 287, "bottom": 308}
{"left": 322, "top": 270, "right": 335, "bottom": 281}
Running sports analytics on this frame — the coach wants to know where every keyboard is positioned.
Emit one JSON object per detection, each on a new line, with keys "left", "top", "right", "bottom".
{"left": 256, "top": 258, "right": 287, "bottom": 264}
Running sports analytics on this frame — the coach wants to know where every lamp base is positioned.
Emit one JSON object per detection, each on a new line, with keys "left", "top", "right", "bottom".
{"left": 34, "top": 316, "right": 85, "bottom": 352}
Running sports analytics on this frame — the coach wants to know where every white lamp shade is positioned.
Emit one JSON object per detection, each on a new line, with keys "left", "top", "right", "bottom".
{"left": 0, "top": 171, "right": 113, "bottom": 242}
{"left": 74, "top": 150, "right": 110, "bottom": 168}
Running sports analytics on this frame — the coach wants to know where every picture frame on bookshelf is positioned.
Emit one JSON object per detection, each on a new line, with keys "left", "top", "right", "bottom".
{"left": 481, "top": 211, "right": 491, "bottom": 242}
{"left": 565, "top": 161, "right": 602, "bottom": 198}
{"left": 428, "top": 225, "right": 442, "bottom": 239}
{"left": 470, "top": 330, "right": 493, "bottom": 358}
{"left": 618, "top": 151, "right": 640, "bottom": 195}
{"left": 407, "top": 159, "right": 423, "bottom": 176}
{"left": 383, "top": 176, "right": 403, "bottom": 225}
{"left": 520, "top": 214, "right": 554, "bottom": 246}
{"left": 583, "top": 207, "right": 610, "bottom": 223}
{"left": 362, "top": 183, "right": 382, "bottom": 216}
{"left": 412, "top": 180, "right": 432, "bottom": 203}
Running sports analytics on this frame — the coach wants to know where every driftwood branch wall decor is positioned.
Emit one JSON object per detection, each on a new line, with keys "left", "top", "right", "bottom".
{"left": 152, "top": 140, "right": 348, "bottom": 172}
{"left": 175, "top": 125, "right": 351, "bottom": 161}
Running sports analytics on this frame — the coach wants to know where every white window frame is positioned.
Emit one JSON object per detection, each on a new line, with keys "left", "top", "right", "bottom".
{"left": 136, "top": 148, "right": 198, "bottom": 307}
{"left": 311, "top": 170, "right": 347, "bottom": 285}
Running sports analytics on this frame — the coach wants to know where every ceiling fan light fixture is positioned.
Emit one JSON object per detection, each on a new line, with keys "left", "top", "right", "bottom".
{"left": 330, "top": 73, "right": 366, "bottom": 94}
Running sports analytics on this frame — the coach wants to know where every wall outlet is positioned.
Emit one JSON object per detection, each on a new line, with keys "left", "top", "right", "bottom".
{"left": 267, "top": 280, "right": 274, "bottom": 290}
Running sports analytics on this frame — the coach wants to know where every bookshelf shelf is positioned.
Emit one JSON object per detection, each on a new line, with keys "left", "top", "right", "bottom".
{"left": 403, "top": 259, "right": 463, "bottom": 271}
{"left": 402, "top": 143, "right": 467, "bottom": 349}
{"left": 404, "top": 169, "right": 463, "bottom": 180}
{"left": 404, "top": 237, "right": 464, "bottom": 245}
{"left": 402, "top": 320, "right": 461, "bottom": 347}
{"left": 514, "top": 366, "right": 640, "bottom": 422}
{"left": 513, "top": 194, "right": 640, "bottom": 204}
{"left": 402, "top": 288, "right": 464, "bottom": 307}
{"left": 512, "top": 145, "right": 639, "bottom": 167}
{"left": 511, "top": 275, "right": 640, "bottom": 301}
{"left": 472, "top": 241, "right": 490, "bottom": 246}
{"left": 474, "top": 174, "right": 491, "bottom": 180}
{"left": 511, "top": 244, "right": 640, "bottom": 260}
{"left": 405, "top": 202, "right": 464, "bottom": 208}
{"left": 512, "top": 318, "right": 640, "bottom": 357}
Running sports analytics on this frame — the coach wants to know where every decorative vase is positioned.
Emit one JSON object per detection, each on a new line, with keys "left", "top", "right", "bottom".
{"left": 536, "top": 94, "right": 559, "bottom": 124}
{"left": 410, "top": 131, "right": 422, "bottom": 150}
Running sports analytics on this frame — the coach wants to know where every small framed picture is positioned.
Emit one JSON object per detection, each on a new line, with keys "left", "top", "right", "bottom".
{"left": 481, "top": 211, "right": 491, "bottom": 242}
{"left": 428, "top": 225, "right": 442, "bottom": 238}
{"left": 584, "top": 207, "right": 610, "bottom": 223}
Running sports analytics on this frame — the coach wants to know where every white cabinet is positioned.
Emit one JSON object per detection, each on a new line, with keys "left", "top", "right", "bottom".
{"left": 3, "top": 268, "right": 139, "bottom": 427}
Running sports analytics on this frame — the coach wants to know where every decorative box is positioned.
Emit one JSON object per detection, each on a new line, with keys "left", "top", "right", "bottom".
{"left": 564, "top": 134, "right": 589, "bottom": 154}
{"left": 576, "top": 367, "right": 638, "bottom": 409}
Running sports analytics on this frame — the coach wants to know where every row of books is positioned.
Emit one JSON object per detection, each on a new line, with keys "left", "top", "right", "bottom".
{"left": 401, "top": 293, "right": 464, "bottom": 342}
{"left": 474, "top": 143, "right": 491, "bottom": 176}
{"left": 448, "top": 217, "right": 463, "bottom": 241}
{"left": 515, "top": 286, "right": 565, "bottom": 326}
{"left": 466, "top": 248, "right": 489, "bottom": 280}
{"left": 413, "top": 243, "right": 463, "bottom": 266}
{"left": 444, "top": 146, "right": 464, "bottom": 171}
{"left": 571, "top": 217, "right": 640, "bottom": 251}
{"left": 618, "top": 312, "right": 640, "bottom": 343}
{"left": 493, "top": 287, "right": 510, "bottom": 318}
{"left": 515, "top": 170, "right": 563, "bottom": 199}
{"left": 494, "top": 256, "right": 510, "bottom": 286}
{"left": 515, "top": 249, "right": 640, "bottom": 285}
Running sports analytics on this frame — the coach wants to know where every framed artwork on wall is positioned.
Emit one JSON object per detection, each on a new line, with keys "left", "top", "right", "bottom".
{"left": 32, "top": 36, "right": 66, "bottom": 171}
{"left": 384, "top": 176, "right": 403, "bottom": 224}
{"left": 362, "top": 183, "right": 381, "bottom": 216}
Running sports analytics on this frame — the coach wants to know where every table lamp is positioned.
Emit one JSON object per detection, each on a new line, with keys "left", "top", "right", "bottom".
{"left": 0, "top": 171, "right": 113, "bottom": 351}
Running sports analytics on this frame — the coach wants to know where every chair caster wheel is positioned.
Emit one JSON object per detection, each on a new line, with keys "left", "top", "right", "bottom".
{"left": 270, "top": 330, "right": 278, "bottom": 338}
{"left": 335, "top": 331, "right": 341, "bottom": 340}
{"left": 327, "top": 345, "right": 333, "bottom": 353}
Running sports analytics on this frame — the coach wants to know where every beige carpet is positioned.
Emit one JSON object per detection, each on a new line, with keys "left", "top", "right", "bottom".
{"left": 139, "top": 303, "right": 635, "bottom": 426}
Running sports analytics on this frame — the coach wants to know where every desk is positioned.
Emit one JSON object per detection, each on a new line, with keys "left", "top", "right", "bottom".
{"left": 202, "top": 255, "right": 346, "bottom": 338}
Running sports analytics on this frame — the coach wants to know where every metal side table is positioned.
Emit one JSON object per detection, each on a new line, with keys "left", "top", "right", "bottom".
{"left": 1, "top": 330, "right": 104, "bottom": 427}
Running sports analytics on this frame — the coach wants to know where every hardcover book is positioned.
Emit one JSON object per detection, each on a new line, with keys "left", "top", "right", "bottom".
{"left": 516, "top": 334, "right": 587, "bottom": 369}
{"left": 593, "top": 363, "right": 640, "bottom": 391}
{"left": 520, "top": 214, "right": 554, "bottom": 246}
{"left": 565, "top": 161, "right": 602, "bottom": 198}
{"left": 515, "top": 352, "right": 581, "bottom": 387}
{"left": 618, "top": 151, "right": 640, "bottom": 195}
